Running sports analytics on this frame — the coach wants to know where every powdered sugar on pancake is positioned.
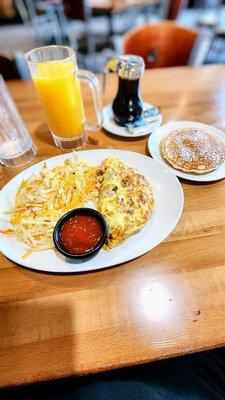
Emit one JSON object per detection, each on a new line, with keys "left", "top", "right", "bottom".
{"left": 161, "top": 128, "right": 225, "bottom": 173}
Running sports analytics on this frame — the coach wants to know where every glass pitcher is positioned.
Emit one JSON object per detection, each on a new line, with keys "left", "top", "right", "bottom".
{"left": 26, "top": 46, "right": 102, "bottom": 149}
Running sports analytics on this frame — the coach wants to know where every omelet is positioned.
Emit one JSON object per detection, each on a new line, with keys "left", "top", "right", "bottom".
{"left": 97, "top": 157, "right": 154, "bottom": 249}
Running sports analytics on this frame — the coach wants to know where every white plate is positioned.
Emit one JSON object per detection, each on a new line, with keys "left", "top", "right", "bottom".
{"left": 103, "top": 103, "right": 162, "bottom": 138}
{"left": 148, "top": 121, "right": 225, "bottom": 182}
{"left": 0, "top": 149, "right": 183, "bottom": 273}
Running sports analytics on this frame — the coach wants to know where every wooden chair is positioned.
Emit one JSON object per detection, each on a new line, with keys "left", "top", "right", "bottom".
{"left": 123, "top": 21, "right": 197, "bottom": 68}
{"left": 167, "top": 0, "right": 188, "bottom": 20}
{"left": 63, "top": 0, "right": 87, "bottom": 21}
{"left": 0, "top": 51, "right": 20, "bottom": 80}
{"left": 16, "top": 0, "right": 63, "bottom": 45}
{"left": 62, "top": 0, "right": 96, "bottom": 55}
{"left": 204, "top": 32, "right": 225, "bottom": 64}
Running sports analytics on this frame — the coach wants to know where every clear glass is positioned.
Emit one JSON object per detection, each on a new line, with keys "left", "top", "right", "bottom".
{"left": 25, "top": 45, "right": 102, "bottom": 149}
{"left": 0, "top": 75, "right": 37, "bottom": 168}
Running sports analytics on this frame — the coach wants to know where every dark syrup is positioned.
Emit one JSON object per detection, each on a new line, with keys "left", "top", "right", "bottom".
{"left": 112, "top": 77, "right": 143, "bottom": 126}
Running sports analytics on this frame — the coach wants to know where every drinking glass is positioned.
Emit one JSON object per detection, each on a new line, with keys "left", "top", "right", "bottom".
{"left": 26, "top": 46, "right": 102, "bottom": 149}
{"left": 0, "top": 76, "right": 37, "bottom": 168}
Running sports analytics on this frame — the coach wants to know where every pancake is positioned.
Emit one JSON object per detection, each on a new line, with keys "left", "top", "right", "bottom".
{"left": 160, "top": 128, "right": 225, "bottom": 174}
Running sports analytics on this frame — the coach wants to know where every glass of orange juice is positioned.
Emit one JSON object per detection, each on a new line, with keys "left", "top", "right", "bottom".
{"left": 25, "top": 46, "right": 102, "bottom": 149}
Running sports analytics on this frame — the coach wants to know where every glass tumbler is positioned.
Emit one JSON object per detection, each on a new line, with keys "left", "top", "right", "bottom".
{"left": 0, "top": 76, "right": 37, "bottom": 168}
{"left": 26, "top": 46, "right": 102, "bottom": 149}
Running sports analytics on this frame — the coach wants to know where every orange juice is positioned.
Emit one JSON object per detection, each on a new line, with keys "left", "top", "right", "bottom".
{"left": 33, "top": 61, "right": 85, "bottom": 138}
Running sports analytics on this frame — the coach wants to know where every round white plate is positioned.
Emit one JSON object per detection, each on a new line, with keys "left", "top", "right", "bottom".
{"left": 103, "top": 103, "right": 162, "bottom": 138}
{"left": 148, "top": 121, "right": 225, "bottom": 182}
{"left": 0, "top": 149, "right": 183, "bottom": 273}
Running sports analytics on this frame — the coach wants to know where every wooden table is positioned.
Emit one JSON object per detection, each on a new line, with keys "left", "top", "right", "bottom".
{"left": 89, "top": 0, "right": 160, "bottom": 35}
{"left": 1, "top": 66, "right": 225, "bottom": 388}
{"left": 89, "top": 0, "right": 158, "bottom": 12}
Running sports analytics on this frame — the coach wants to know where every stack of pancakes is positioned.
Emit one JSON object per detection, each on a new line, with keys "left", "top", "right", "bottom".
{"left": 160, "top": 128, "right": 225, "bottom": 173}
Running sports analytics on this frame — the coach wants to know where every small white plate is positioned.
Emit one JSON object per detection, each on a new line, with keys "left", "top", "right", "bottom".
{"left": 103, "top": 102, "right": 162, "bottom": 138}
{"left": 148, "top": 121, "right": 225, "bottom": 182}
{"left": 0, "top": 149, "right": 183, "bottom": 273}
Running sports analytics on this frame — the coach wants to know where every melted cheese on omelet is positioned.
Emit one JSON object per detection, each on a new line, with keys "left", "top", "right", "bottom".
{"left": 97, "top": 157, "right": 154, "bottom": 249}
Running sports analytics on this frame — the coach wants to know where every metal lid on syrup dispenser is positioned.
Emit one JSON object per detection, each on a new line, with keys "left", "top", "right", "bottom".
{"left": 103, "top": 54, "right": 145, "bottom": 93}
{"left": 117, "top": 55, "right": 145, "bottom": 80}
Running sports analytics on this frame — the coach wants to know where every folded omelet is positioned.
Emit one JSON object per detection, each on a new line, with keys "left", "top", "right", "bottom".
{"left": 97, "top": 157, "right": 154, "bottom": 249}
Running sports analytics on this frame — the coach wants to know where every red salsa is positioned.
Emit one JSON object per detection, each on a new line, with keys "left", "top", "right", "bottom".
{"left": 60, "top": 215, "right": 103, "bottom": 254}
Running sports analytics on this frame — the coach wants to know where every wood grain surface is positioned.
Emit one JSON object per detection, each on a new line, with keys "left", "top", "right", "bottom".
{"left": 1, "top": 66, "right": 225, "bottom": 387}
{"left": 89, "top": 0, "right": 157, "bottom": 12}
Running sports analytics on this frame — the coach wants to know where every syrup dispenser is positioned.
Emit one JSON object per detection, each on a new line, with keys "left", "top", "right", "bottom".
{"left": 104, "top": 55, "right": 145, "bottom": 127}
